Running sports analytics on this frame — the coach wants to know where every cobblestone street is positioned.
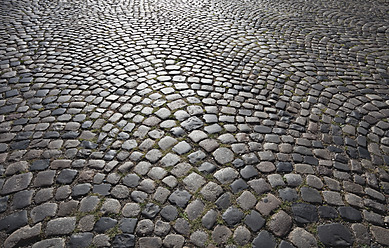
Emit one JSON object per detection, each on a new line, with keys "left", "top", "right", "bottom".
{"left": 0, "top": 0, "right": 389, "bottom": 247}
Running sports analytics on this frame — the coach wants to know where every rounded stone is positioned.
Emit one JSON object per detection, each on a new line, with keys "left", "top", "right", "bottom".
{"left": 139, "top": 237, "right": 162, "bottom": 248}
{"left": 213, "top": 147, "right": 234, "bottom": 165}
{"left": 214, "top": 167, "right": 239, "bottom": 184}
{"left": 160, "top": 205, "right": 178, "bottom": 221}
{"left": 237, "top": 191, "right": 257, "bottom": 210}
{"left": 318, "top": 223, "right": 353, "bottom": 247}
{"left": 173, "top": 218, "right": 190, "bottom": 236}
{"left": 168, "top": 189, "right": 192, "bottom": 208}
{"left": 163, "top": 234, "right": 184, "bottom": 248}
{"left": 110, "top": 185, "right": 130, "bottom": 199}
{"left": 100, "top": 198, "right": 121, "bottom": 214}
{"left": 222, "top": 206, "right": 244, "bottom": 227}
{"left": 185, "top": 199, "right": 205, "bottom": 220}
{"left": 252, "top": 230, "right": 276, "bottom": 248}
{"left": 141, "top": 203, "right": 160, "bottom": 219}
{"left": 138, "top": 179, "right": 156, "bottom": 194}
{"left": 200, "top": 182, "right": 223, "bottom": 201}
{"left": 212, "top": 225, "right": 232, "bottom": 245}
{"left": 94, "top": 217, "right": 118, "bottom": 233}
{"left": 32, "top": 238, "right": 65, "bottom": 248}
{"left": 233, "top": 226, "right": 251, "bottom": 246}
{"left": 136, "top": 219, "right": 154, "bottom": 236}
{"left": 255, "top": 194, "right": 281, "bottom": 216}
{"left": 122, "top": 174, "right": 140, "bottom": 187}
{"left": 183, "top": 172, "right": 206, "bottom": 193}
{"left": 245, "top": 210, "right": 265, "bottom": 232}
{"left": 154, "top": 220, "right": 171, "bottom": 237}
{"left": 202, "top": 209, "right": 218, "bottom": 230}
{"left": 78, "top": 215, "right": 95, "bottom": 232}
{"left": 131, "top": 191, "right": 148, "bottom": 203}
{"left": 95, "top": 234, "right": 114, "bottom": 247}
{"left": 267, "top": 210, "right": 292, "bottom": 237}
{"left": 46, "top": 217, "right": 76, "bottom": 236}
{"left": 288, "top": 227, "right": 318, "bottom": 248}
{"left": 122, "top": 203, "right": 141, "bottom": 217}
{"left": 190, "top": 230, "right": 208, "bottom": 247}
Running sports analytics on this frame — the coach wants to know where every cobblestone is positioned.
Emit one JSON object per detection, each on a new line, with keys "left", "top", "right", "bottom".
{"left": 318, "top": 223, "right": 354, "bottom": 247}
{"left": 0, "top": 0, "right": 388, "bottom": 246}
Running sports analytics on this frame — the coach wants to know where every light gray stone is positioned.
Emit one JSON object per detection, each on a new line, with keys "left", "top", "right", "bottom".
{"left": 288, "top": 227, "right": 318, "bottom": 248}
{"left": 4, "top": 223, "right": 42, "bottom": 248}
{"left": 214, "top": 167, "right": 238, "bottom": 184}
{"left": 46, "top": 217, "right": 76, "bottom": 235}
{"left": 213, "top": 147, "right": 234, "bottom": 164}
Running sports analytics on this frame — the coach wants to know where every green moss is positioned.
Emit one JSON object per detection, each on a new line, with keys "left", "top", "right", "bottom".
{"left": 279, "top": 201, "right": 292, "bottom": 212}
{"left": 189, "top": 217, "right": 203, "bottom": 232}
{"left": 106, "top": 225, "right": 122, "bottom": 238}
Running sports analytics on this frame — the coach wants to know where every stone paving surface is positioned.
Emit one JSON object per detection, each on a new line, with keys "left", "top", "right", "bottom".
{"left": 0, "top": 0, "right": 389, "bottom": 247}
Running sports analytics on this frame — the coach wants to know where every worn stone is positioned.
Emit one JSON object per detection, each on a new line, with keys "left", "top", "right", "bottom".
{"left": 136, "top": 219, "right": 154, "bottom": 236}
{"left": 200, "top": 182, "right": 223, "bottom": 201}
{"left": 32, "top": 238, "right": 65, "bottom": 248}
{"left": 236, "top": 191, "right": 257, "bottom": 210}
{"left": 338, "top": 206, "right": 362, "bottom": 221}
{"left": 168, "top": 189, "right": 191, "bottom": 208}
{"left": 288, "top": 228, "right": 317, "bottom": 248}
{"left": 371, "top": 225, "right": 389, "bottom": 246}
{"left": 94, "top": 217, "right": 118, "bottom": 233}
{"left": 214, "top": 167, "right": 238, "bottom": 184}
{"left": 0, "top": 210, "right": 28, "bottom": 233}
{"left": 163, "top": 234, "right": 184, "bottom": 248}
{"left": 1, "top": 173, "right": 32, "bottom": 195}
{"left": 222, "top": 206, "right": 244, "bottom": 226}
{"left": 119, "top": 218, "right": 137, "bottom": 234}
{"left": 1, "top": 1, "right": 388, "bottom": 246}
{"left": 256, "top": 194, "right": 281, "bottom": 216}
{"left": 69, "top": 233, "right": 93, "bottom": 248}
{"left": 31, "top": 203, "right": 57, "bottom": 223}
{"left": 248, "top": 178, "right": 271, "bottom": 195}
{"left": 351, "top": 223, "right": 370, "bottom": 245}
{"left": 46, "top": 217, "right": 76, "bottom": 235}
{"left": 213, "top": 147, "right": 234, "bottom": 164}
{"left": 300, "top": 187, "right": 322, "bottom": 203}
{"left": 252, "top": 231, "right": 276, "bottom": 248}
{"left": 268, "top": 210, "right": 292, "bottom": 237}
{"left": 322, "top": 191, "right": 344, "bottom": 205}
{"left": 318, "top": 223, "right": 353, "bottom": 247}
{"left": 292, "top": 203, "right": 318, "bottom": 224}
{"left": 4, "top": 223, "right": 41, "bottom": 248}
{"left": 138, "top": 237, "right": 162, "bottom": 248}
{"left": 160, "top": 205, "right": 178, "bottom": 222}
{"left": 154, "top": 220, "right": 171, "bottom": 237}
{"left": 173, "top": 218, "right": 190, "bottom": 236}
{"left": 112, "top": 234, "right": 135, "bottom": 248}
{"left": 185, "top": 199, "right": 204, "bottom": 220}
{"left": 212, "top": 225, "right": 232, "bottom": 245}
{"left": 190, "top": 231, "right": 208, "bottom": 247}
{"left": 183, "top": 172, "right": 205, "bottom": 192}
{"left": 202, "top": 209, "right": 218, "bottom": 230}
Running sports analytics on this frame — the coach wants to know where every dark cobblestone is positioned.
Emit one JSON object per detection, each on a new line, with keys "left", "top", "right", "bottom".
{"left": 1, "top": 0, "right": 389, "bottom": 246}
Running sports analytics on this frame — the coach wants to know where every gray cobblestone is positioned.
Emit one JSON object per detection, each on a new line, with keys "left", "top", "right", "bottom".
{"left": 1, "top": 0, "right": 388, "bottom": 246}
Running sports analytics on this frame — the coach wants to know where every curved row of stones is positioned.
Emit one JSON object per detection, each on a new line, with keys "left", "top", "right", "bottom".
{"left": 0, "top": 0, "right": 388, "bottom": 247}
